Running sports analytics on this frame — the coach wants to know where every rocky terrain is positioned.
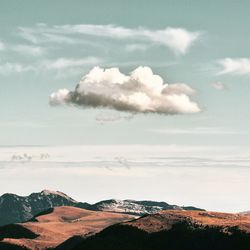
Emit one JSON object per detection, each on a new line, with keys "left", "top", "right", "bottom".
{"left": 90, "top": 199, "right": 203, "bottom": 215}
{"left": 0, "top": 190, "right": 203, "bottom": 226}
{"left": 0, "top": 190, "right": 79, "bottom": 226}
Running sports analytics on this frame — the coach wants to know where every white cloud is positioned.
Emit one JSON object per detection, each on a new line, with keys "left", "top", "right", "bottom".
{"left": 12, "top": 45, "right": 45, "bottom": 56}
{"left": 211, "top": 81, "right": 226, "bottom": 90}
{"left": 125, "top": 43, "right": 149, "bottom": 52}
{"left": 218, "top": 58, "right": 250, "bottom": 75}
{"left": 95, "top": 111, "right": 133, "bottom": 123}
{"left": 149, "top": 127, "right": 241, "bottom": 135}
{"left": 18, "top": 26, "right": 79, "bottom": 44}
{"left": 141, "top": 27, "right": 200, "bottom": 54}
{"left": 58, "top": 25, "right": 200, "bottom": 54}
{"left": 49, "top": 89, "right": 71, "bottom": 105}
{"left": 44, "top": 57, "right": 101, "bottom": 70}
{"left": 0, "top": 57, "right": 102, "bottom": 76}
{"left": 0, "top": 42, "right": 45, "bottom": 57}
{"left": 19, "top": 24, "right": 200, "bottom": 54}
{"left": 50, "top": 66, "right": 200, "bottom": 115}
{"left": 0, "top": 41, "right": 5, "bottom": 51}
{"left": 0, "top": 62, "right": 35, "bottom": 75}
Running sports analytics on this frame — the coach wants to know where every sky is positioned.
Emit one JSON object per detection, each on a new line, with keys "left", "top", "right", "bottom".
{"left": 1, "top": 0, "right": 250, "bottom": 212}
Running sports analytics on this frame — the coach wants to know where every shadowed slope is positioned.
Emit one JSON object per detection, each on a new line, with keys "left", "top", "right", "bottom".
{"left": 71, "top": 210, "right": 250, "bottom": 250}
{"left": 0, "top": 224, "right": 38, "bottom": 240}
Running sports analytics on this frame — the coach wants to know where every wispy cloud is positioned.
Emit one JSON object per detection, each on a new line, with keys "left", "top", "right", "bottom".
{"left": 218, "top": 58, "right": 250, "bottom": 76}
{"left": 11, "top": 45, "right": 45, "bottom": 56}
{"left": 0, "top": 41, "right": 45, "bottom": 56}
{"left": 0, "top": 41, "right": 5, "bottom": 51}
{"left": 95, "top": 111, "right": 133, "bottom": 124}
{"left": 0, "top": 56, "right": 102, "bottom": 76}
{"left": 18, "top": 24, "right": 79, "bottom": 44}
{"left": 43, "top": 57, "right": 101, "bottom": 70}
{"left": 18, "top": 24, "right": 201, "bottom": 54}
{"left": 58, "top": 24, "right": 200, "bottom": 54}
{"left": 211, "top": 81, "right": 226, "bottom": 90}
{"left": 149, "top": 127, "right": 242, "bottom": 135}
{"left": 125, "top": 43, "right": 149, "bottom": 52}
{"left": 0, "top": 62, "right": 35, "bottom": 75}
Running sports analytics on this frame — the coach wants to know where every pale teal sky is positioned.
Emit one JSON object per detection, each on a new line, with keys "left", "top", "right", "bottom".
{"left": 1, "top": 1, "right": 250, "bottom": 211}
{"left": 0, "top": 0, "right": 250, "bottom": 146}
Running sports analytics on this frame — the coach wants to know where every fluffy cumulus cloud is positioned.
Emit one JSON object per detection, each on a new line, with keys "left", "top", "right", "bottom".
{"left": 218, "top": 58, "right": 250, "bottom": 76}
{"left": 50, "top": 66, "right": 200, "bottom": 115}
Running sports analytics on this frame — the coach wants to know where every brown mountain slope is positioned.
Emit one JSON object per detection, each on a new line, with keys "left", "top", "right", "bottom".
{"left": 124, "top": 210, "right": 250, "bottom": 233}
{"left": 3, "top": 209, "right": 250, "bottom": 250}
{"left": 0, "top": 206, "right": 135, "bottom": 250}
{"left": 69, "top": 210, "right": 250, "bottom": 250}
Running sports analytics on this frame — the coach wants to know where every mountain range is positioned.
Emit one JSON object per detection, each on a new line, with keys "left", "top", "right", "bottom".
{"left": 1, "top": 206, "right": 250, "bottom": 250}
{"left": 0, "top": 190, "right": 204, "bottom": 226}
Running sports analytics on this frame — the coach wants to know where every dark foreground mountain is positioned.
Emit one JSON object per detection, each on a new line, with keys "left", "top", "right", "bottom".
{"left": 64, "top": 210, "right": 250, "bottom": 250}
{"left": 0, "top": 190, "right": 204, "bottom": 226}
{"left": 2, "top": 208, "right": 250, "bottom": 250}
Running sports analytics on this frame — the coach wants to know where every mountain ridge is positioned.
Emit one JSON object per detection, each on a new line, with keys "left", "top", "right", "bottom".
{"left": 0, "top": 190, "right": 204, "bottom": 226}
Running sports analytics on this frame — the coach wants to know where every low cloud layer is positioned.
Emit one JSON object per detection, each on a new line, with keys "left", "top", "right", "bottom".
{"left": 95, "top": 111, "right": 133, "bottom": 124}
{"left": 50, "top": 66, "right": 200, "bottom": 115}
{"left": 149, "top": 127, "right": 240, "bottom": 135}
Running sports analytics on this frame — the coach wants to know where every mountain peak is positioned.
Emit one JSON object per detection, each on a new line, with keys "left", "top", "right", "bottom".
{"left": 0, "top": 190, "right": 79, "bottom": 226}
{"left": 40, "top": 189, "right": 76, "bottom": 202}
